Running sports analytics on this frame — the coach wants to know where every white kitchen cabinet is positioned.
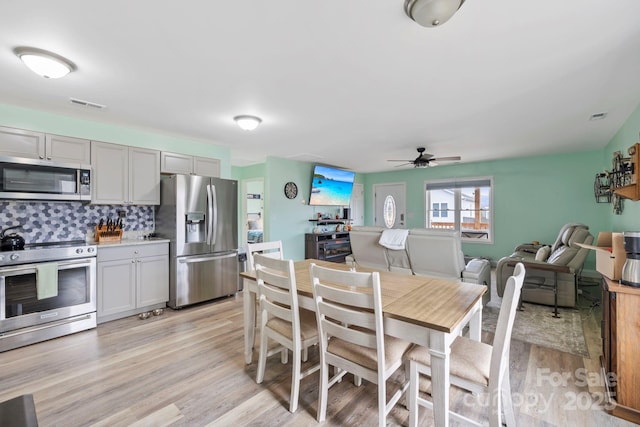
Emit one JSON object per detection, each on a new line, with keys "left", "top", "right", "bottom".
{"left": 97, "top": 242, "right": 169, "bottom": 323}
{"left": 91, "top": 141, "right": 160, "bottom": 204}
{"left": 160, "top": 151, "right": 220, "bottom": 177}
{"left": 45, "top": 134, "right": 91, "bottom": 164}
{"left": 0, "top": 126, "right": 90, "bottom": 164}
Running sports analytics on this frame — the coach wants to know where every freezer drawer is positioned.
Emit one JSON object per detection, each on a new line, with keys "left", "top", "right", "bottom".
{"left": 171, "top": 251, "right": 238, "bottom": 308}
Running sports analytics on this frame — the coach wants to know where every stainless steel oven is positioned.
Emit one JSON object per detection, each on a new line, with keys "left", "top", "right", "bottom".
{"left": 0, "top": 242, "right": 97, "bottom": 352}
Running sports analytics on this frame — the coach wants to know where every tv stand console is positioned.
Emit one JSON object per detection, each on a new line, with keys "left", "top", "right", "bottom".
{"left": 305, "top": 231, "right": 351, "bottom": 263}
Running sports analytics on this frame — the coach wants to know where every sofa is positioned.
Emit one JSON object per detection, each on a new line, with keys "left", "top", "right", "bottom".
{"left": 495, "top": 223, "right": 594, "bottom": 308}
{"left": 346, "top": 226, "right": 491, "bottom": 306}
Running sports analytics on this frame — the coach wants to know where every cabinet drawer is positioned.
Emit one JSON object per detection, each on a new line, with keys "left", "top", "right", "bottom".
{"left": 98, "top": 243, "right": 168, "bottom": 262}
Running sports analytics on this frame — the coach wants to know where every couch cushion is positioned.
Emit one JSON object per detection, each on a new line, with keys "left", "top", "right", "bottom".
{"left": 547, "top": 246, "right": 578, "bottom": 265}
{"left": 535, "top": 245, "right": 551, "bottom": 261}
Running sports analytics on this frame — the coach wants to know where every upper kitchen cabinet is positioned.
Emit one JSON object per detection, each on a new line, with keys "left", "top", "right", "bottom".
{"left": 46, "top": 134, "right": 91, "bottom": 164}
{"left": 160, "top": 151, "right": 220, "bottom": 177}
{"left": 91, "top": 141, "right": 160, "bottom": 205}
{"left": 0, "top": 126, "right": 90, "bottom": 164}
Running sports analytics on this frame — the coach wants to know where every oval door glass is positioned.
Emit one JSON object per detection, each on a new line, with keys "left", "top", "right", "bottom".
{"left": 383, "top": 195, "right": 396, "bottom": 228}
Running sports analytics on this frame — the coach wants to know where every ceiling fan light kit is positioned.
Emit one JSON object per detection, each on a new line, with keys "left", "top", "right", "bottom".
{"left": 14, "top": 47, "right": 76, "bottom": 79}
{"left": 404, "top": 0, "right": 465, "bottom": 27}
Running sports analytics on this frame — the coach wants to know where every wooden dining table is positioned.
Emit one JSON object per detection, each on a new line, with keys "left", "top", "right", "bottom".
{"left": 240, "top": 259, "right": 486, "bottom": 427}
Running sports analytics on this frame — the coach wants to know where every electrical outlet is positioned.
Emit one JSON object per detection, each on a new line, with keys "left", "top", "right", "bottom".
{"left": 116, "top": 210, "right": 127, "bottom": 218}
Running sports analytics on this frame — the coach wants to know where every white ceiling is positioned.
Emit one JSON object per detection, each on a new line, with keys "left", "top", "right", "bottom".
{"left": 2, "top": 1, "right": 640, "bottom": 173}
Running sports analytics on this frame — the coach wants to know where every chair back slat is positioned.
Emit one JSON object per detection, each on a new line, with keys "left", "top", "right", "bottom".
{"left": 255, "top": 254, "right": 298, "bottom": 326}
{"left": 310, "top": 263, "right": 384, "bottom": 355}
{"left": 247, "top": 240, "right": 284, "bottom": 270}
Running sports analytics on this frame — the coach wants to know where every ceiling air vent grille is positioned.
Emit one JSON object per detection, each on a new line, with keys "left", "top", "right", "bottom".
{"left": 69, "top": 97, "right": 106, "bottom": 110}
{"left": 589, "top": 112, "right": 607, "bottom": 121}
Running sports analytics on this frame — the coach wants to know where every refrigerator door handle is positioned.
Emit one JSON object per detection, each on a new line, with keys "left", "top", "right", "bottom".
{"left": 206, "top": 184, "right": 214, "bottom": 245}
{"left": 178, "top": 253, "right": 237, "bottom": 264}
{"left": 210, "top": 183, "right": 218, "bottom": 246}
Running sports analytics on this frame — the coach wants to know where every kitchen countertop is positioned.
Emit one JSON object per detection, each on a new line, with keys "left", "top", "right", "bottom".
{"left": 92, "top": 237, "right": 170, "bottom": 248}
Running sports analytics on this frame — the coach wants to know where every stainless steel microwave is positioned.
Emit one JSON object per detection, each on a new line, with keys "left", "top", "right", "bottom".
{"left": 0, "top": 156, "right": 91, "bottom": 201}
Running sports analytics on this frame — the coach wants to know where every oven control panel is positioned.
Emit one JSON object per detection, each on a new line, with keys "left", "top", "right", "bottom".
{"left": 0, "top": 243, "right": 98, "bottom": 267}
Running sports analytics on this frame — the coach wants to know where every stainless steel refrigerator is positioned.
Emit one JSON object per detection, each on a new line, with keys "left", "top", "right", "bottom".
{"left": 155, "top": 174, "right": 238, "bottom": 309}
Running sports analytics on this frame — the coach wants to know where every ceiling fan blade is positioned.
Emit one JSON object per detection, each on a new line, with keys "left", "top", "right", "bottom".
{"left": 387, "top": 159, "right": 413, "bottom": 162}
{"left": 431, "top": 156, "right": 461, "bottom": 162}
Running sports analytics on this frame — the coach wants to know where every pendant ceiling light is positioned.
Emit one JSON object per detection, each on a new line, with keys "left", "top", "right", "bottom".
{"left": 404, "top": 0, "right": 465, "bottom": 27}
{"left": 14, "top": 47, "right": 76, "bottom": 79}
{"left": 234, "top": 115, "right": 262, "bottom": 131}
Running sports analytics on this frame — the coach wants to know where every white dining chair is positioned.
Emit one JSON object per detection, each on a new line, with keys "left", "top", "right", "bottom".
{"left": 247, "top": 240, "right": 284, "bottom": 271}
{"left": 246, "top": 240, "right": 286, "bottom": 361}
{"left": 405, "top": 262, "right": 526, "bottom": 427}
{"left": 254, "top": 254, "right": 320, "bottom": 413}
{"left": 309, "top": 263, "right": 412, "bottom": 427}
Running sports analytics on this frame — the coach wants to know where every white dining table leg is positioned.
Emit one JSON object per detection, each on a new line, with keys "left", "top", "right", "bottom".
{"left": 468, "top": 303, "right": 482, "bottom": 342}
{"left": 429, "top": 332, "right": 451, "bottom": 427}
{"left": 243, "top": 279, "right": 256, "bottom": 364}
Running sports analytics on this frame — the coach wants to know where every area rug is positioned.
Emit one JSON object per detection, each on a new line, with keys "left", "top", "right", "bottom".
{"left": 482, "top": 303, "right": 589, "bottom": 357}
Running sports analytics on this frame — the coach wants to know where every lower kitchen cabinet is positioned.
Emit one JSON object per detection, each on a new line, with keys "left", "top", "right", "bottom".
{"left": 97, "top": 242, "right": 169, "bottom": 323}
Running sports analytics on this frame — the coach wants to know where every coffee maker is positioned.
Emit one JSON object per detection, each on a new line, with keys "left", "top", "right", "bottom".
{"left": 621, "top": 231, "right": 640, "bottom": 287}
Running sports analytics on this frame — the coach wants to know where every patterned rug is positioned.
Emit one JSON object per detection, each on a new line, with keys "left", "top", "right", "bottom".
{"left": 482, "top": 302, "right": 589, "bottom": 357}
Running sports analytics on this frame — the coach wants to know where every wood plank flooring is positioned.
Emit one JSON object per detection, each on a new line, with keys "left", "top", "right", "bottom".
{"left": 0, "top": 289, "right": 637, "bottom": 426}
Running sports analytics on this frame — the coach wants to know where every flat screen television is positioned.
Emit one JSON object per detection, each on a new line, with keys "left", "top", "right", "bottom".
{"left": 309, "top": 165, "right": 355, "bottom": 206}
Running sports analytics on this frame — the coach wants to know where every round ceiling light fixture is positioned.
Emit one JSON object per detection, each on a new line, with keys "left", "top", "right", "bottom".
{"left": 14, "top": 47, "right": 76, "bottom": 79}
{"left": 234, "top": 115, "right": 262, "bottom": 131}
{"left": 404, "top": 0, "right": 465, "bottom": 27}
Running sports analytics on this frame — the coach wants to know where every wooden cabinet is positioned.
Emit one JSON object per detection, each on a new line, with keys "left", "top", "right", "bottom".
{"left": 97, "top": 242, "right": 169, "bottom": 323}
{"left": 0, "top": 126, "right": 90, "bottom": 164}
{"left": 160, "top": 151, "right": 220, "bottom": 177}
{"left": 91, "top": 141, "right": 160, "bottom": 205}
{"left": 602, "top": 277, "right": 640, "bottom": 424}
{"left": 305, "top": 231, "right": 351, "bottom": 263}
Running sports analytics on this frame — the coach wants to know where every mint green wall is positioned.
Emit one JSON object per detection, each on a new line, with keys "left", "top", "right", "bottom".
{"left": 234, "top": 158, "right": 361, "bottom": 260}
{"left": 0, "top": 104, "right": 232, "bottom": 177}
{"left": 604, "top": 102, "right": 640, "bottom": 231}
{"left": 362, "top": 150, "right": 608, "bottom": 268}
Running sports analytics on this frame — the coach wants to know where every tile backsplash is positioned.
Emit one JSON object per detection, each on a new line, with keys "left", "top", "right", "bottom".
{"left": 0, "top": 201, "right": 154, "bottom": 243}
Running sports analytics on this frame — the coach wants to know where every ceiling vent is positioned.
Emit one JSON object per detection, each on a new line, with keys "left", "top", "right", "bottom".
{"left": 69, "top": 97, "right": 106, "bottom": 110}
{"left": 589, "top": 112, "right": 607, "bottom": 121}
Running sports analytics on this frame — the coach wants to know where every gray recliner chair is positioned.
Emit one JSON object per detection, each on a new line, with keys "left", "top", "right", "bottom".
{"left": 495, "top": 223, "right": 594, "bottom": 308}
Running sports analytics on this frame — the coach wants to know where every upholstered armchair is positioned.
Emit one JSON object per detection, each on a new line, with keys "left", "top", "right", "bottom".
{"left": 495, "top": 223, "right": 594, "bottom": 309}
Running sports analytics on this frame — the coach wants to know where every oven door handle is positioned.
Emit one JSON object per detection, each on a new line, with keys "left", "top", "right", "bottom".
{"left": 0, "top": 258, "right": 95, "bottom": 275}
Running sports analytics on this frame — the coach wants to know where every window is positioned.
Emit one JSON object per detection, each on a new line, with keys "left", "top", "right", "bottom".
{"left": 383, "top": 195, "right": 396, "bottom": 228}
{"left": 425, "top": 177, "right": 493, "bottom": 242}
{"left": 432, "top": 202, "right": 448, "bottom": 218}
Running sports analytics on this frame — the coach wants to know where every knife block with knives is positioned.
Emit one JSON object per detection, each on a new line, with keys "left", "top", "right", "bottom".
{"left": 95, "top": 218, "right": 124, "bottom": 242}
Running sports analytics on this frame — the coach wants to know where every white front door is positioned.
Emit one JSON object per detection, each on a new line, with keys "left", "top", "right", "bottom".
{"left": 350, "top": 183, "right": 364, "bottom": 226}
{"left": 373, "top": 183, "right": 406, "bottom": 228}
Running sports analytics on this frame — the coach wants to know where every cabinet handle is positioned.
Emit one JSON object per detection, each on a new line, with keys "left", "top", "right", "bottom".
{"left": 39, "top": 155, "right": 44, "bottom": 159}
{"left": 131, "top": 260, "right": 135, "bottom": 263}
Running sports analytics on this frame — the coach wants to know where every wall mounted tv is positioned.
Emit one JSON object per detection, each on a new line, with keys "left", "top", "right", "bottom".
{"left": 309, "top": 165, "right": 356, "bottom": 206}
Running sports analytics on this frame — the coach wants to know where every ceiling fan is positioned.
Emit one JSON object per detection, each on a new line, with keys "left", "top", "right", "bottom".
{"left": 387, "top": 147, "right": 461, "bottom": 168}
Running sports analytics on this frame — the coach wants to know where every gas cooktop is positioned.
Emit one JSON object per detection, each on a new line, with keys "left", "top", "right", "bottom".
{"left": 0, "top": 240, "right": 97, "bottom": 266}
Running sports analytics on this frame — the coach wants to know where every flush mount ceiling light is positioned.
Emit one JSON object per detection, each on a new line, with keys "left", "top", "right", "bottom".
{"left": 404, "top": 0, "right": 465, "bottom": 27}
{"left": 234, "top": 115, "right": 262, "bottom": 131}
{"left": 14, "top": 47, "right": 76, "bottom": 79}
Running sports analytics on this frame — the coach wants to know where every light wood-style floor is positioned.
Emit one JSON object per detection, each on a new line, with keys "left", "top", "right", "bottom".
{"left": 0, "top": 288, "right": 636, "bottom": 427}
